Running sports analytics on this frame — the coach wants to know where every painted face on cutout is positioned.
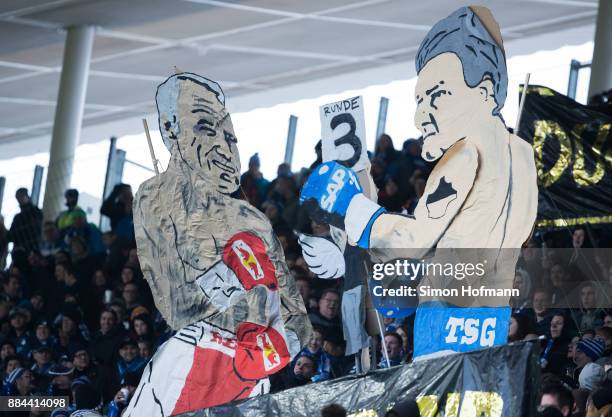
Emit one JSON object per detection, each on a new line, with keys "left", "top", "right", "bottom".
{"left": 164, "top": 78, "right": 241, "bottom": 194}
{"left": 414, "top": 53, "right": 495, "bottom": 162}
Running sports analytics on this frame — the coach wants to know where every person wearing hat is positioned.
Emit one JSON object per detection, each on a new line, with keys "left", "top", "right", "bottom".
{"left": 7, "top": 187, "right": 43, "bottom": 253}
{"left": 48, "top": 362, "right": 75, "bottom": 398}
{"left": 579, "top": 362, "right": 612, "bottom": 392}
{"left": 57, "top": 189, "right": 84, "bottom": 233}
{"left": 569, "top": 338, "right": 607, "bottom": 389}
{"left": 9, "top": 307, "right": 34, "bottom": 358}
{"left": 112, "top": 338, "right": 146, "bottom": 393}
{"left": 60, "top": 304, "right": 90, "bottom": 347}
{"left": 3, "top": 366, "right": 38, "bottom": 417}
{"left": 69, "top": 379, "right": 104, "bottom": 417}
{"left": 3, "top": 367, "right": 35, "bottom": 396}
{"left": 33, "top": 318, "right": 59, "bottom": 354}
{"left": 31, "top": 345, "right": 53, "bottom": 377}
{"left": 71, "top": 344, "right": 112, "bottom": 403}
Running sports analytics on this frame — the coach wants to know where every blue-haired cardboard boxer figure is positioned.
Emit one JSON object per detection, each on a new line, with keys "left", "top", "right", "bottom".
{"left": 127, "top": 73, "right": 311, "bottom": 416}
{"left": 300, "top": 6, "right": 538, "bottom": 358}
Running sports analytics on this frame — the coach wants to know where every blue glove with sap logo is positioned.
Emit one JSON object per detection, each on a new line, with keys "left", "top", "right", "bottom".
{"left": 300, "top": 162, "right": 362, "bottom": 216}
{"left": 300, "top": 162, "right": 385, "bottom": 248}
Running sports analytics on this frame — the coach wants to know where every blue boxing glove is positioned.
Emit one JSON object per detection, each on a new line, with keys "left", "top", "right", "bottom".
{"left": 300, "top": 162, "right": 362, "bottom": 216}
{"left": 300, "top": 162, "right": 385, "bottom": 248}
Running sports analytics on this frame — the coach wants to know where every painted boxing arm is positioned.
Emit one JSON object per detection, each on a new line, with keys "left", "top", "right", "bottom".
{"left": 300, "top": 141, "right": 478, "bottom": 251}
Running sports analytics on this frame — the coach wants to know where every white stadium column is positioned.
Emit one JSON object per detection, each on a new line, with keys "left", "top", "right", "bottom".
{"left": 587, "top": 0, "right": 612, "bottom": 99}
{"left": 42, "top": 25, "right": 95, "bottom": 220}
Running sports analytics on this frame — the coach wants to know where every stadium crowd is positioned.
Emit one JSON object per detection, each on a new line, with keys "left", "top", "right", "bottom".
{"left": 0, "top": 135, "right": 611, "bottom": 417}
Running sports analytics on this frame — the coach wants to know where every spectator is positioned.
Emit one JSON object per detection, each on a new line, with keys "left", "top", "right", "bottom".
{"left": 508, "top": 313, "right": 531, "bottom": 342}
{"left": 604, "top": 312, "right": 612, "bottom": 329}
{"left": 8, "top": 188, "right": 43, "bottom": 253}
{"left": 585, "top": 387, "right": 612, "bottom": 417}
{"left": 113, "top": 338, "right": 146, "bottom": 391}
{"left": 0, "top": 340, "right": 16, "bottom": 362}
{"left": 130, "top": 313, "right": 156, "bottom": 349}
{"left": 121, "top": 283, "right": 142, "bottom": 314}
{"left": 540, "top": 383, "right": 574, "bottom": 417}
{"left": 100, "top": 183, "right": 134, "bottom": 243}
{"left": 107, "top": 371, "right": 141, "bottom": 417}
{"left": 379, "top": 332, "right": 404, "bottom": 368}
{"left": 0, "top": 214, "right": 8, "bottom": 269}
{"left": 270, "top": 351, "right": 318, "bottom": 392}
{"left": 71, "top": 344, "right": 112, "bottom": 403}
{"left": 541, "top": 313, "right": 574, "bottom": 375}
{"left": 511, "top": 268, "right": 532, "bottom": 310}
{"left": 595, "top": 327, "right": 612, "bottom": 362}
{"left": 295, "top": 276, "right": 315, "bottom": 312}
{"left": 40, "top": 221, "right": 65, "bottom": 257}
{"left": 3, "top": 367, "right": 35, "bottom": 396}
{"left": 530, "top": 288, "right": 554, "bottom": 336}
{"left": 295, "top": 327, "right": 331, "bottom": 382}
{"left": 321, "top": 404, "right": 347, "bottom": 417}
{"left": 374, "top": 134, "right": 399, "bottom": 165}
{"left": 378, "top": 176, "right": 405, "bottom": 212}
{"left": 72, "top": 382, "right": 103, "bottom": 416}
{"left": 30, "top": 345, "right": 53, "bottom": 382}
{"left": 323, "top": 332, "right": 352, "bottom": 379}
{"left": 56, "top": 189, "right": 84, "bottom": 233}
{"left": 90, "top": 309, "right": 125, "bottom": 367}
{"left": 309, "top": 289, "right": 342, "bottom": 336}
{"left": 47, "top": 363, "right": 74, "bottom": 396}
{"left": 32, "top": 319, "right": 58, "bottom": 353}
{"left": 137, "top": 338, "right": 152, "bottom": 361}
{"left": 576, "top": 282, "right": 604, "bottom": 331}
{"left": 3, "top": 354, "right": 24, "bottom": 380}
{"left": 9, "top": 307, "right": 32, "bottom": 357}
{"left": 240, "top": 153, "right": 269, "bottom": 209}
{"left": 578, "top": 362, "right": 611, "bottom": 392}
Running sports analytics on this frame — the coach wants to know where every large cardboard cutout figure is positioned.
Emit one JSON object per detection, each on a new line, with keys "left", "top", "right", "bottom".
{"left": 127, "top": 73, "right": 310, "bottom": 416}
{"left": 300, "top": 7, "right": 538, "bottom": 358}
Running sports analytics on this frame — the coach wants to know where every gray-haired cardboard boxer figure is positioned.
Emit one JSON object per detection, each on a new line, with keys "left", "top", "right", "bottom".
{"left": 300, "top": 7, "right": 538, "bottom": 358}
{"left": 127, "top": 73, "right": 310, "bottom": 416}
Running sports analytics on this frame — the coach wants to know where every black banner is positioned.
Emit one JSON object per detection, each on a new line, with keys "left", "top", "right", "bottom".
{"left": 182, "top": 341, "right": 540, "bottom": 417}
{"left": 518, "top": 85, "right": 612, "bottom": 228}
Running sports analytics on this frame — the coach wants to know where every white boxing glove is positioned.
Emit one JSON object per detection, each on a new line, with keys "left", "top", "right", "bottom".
{"left": 297, "top": 233, "right": 345, "bottom": 279}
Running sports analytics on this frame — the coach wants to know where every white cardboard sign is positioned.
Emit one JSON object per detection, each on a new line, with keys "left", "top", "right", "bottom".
{"left": 320, "top": 96, "right": 368, "bottom": 172}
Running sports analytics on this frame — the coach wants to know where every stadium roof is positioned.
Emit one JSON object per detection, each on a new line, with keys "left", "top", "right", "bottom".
{"left": 0, "top": 0, "right": 598, "bottom": 147}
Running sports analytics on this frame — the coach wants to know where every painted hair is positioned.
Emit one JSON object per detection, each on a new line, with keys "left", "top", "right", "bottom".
{"left": 155, "top": 72, "right": 225, "bottom": 151}
{"left": 415, "top": 7, "right": 507, "bottom": 116}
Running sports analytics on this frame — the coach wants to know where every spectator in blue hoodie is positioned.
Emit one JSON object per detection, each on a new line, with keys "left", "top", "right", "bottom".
{"left": 294, "top": 326, "right": 332, "bottom": 382}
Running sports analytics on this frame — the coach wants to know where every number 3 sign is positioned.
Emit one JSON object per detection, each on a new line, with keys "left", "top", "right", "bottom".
{"left": 320, "top": 96, "right": 369, "bottom": 172}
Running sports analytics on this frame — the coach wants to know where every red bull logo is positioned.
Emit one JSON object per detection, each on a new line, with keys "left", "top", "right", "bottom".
{"left": 232, "top": 239, "right": 264, "bottom": 281}
{"left": 223, "top": 232, "right": 278, "bottom": 291}
{"left": 257, "top": 332, "right": 281, "bottom": 371}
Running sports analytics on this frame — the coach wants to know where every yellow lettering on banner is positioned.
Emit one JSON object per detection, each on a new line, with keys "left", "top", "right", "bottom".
{"left": 458, "top": 391, "right": 503, "bottom": 417}
{"left": 417, "top": 395, "right": 439, "bottom": 417}
{"left": 445, "top": 392, "right": 461, "bottom": 417}
{"left": 572, "top": 123, "right": 608, "bottom": 186}
{"left": 533, "top": 120, "right": 572, "bottom": 187}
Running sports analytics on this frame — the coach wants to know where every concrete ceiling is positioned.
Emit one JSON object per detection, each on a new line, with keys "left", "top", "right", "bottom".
{"left": 0, "top": 0, "right": 599, "bottom": 146}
